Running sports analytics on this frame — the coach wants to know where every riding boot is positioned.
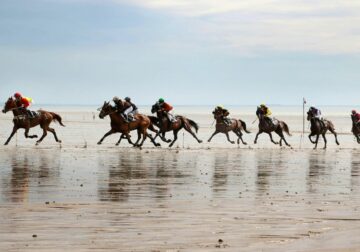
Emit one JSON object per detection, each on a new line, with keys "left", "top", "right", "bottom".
{"left": 122, "top": 113, "right": 129, "bottom": 123}
{"left": 27, "top": 110, "right": 33, "bottom": 119}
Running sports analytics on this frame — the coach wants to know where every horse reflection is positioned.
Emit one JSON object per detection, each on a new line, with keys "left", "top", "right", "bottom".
{"left": 2, "top": 150, "right": 60, "bottom": 203}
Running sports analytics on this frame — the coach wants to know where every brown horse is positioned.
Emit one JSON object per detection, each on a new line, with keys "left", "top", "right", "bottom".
{"left": 97, "top": 101, "right": 160, "bottom": 147}
{"left": 307, "top": 110, "right": 339, "bottom": 149}
{"left": 150, "top": 102, "right": 202, "bottom": 147}
{"left": 351, "top": 115, "right": 360, "bottom": 144}
{"left": 208, "top": 108, "right": 250, "bottom": 145}
{"left": 254, "top": 107, "right": 291, "bottom": 147}
{"left": 2, "top": 97, "right": 65, "bottom": 145}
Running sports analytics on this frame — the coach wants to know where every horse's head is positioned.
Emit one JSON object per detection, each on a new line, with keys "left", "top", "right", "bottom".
{"left": 2, "top": 97, "right": 17, "bottom": 114}
{"left": 307, "top": 109, "right": 314, "bottom": 121}
{"left": 151, "top": 102, "right": 161, "bottom": 114}
{"left": 256, "top": 106, "right": 264, "bottom": 119}
{"left": 212, "top": 108, "right": 223, "bottom": 120}
{"left": 98, "top": 101, "right": 114, "bottom": 119}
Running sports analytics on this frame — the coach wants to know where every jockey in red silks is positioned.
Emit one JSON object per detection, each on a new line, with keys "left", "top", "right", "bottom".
{"left": 14, "top": 92, "right": 34, "bottom": 117}
{"left": 352, "top": 110, "right": 360, "bottom": 125}
{"left": 158, "top": 98, "right": 176, "bottom": 123}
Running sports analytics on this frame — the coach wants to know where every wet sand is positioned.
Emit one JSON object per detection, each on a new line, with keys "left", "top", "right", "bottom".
{"left": 1, "top": 107, "right": 360, "bottom": 251}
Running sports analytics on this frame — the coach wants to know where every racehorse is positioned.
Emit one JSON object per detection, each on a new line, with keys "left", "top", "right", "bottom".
{"left": 2, "top": 97, "right": 65, "bottom": 145}
{"left": 254, "top": 107, "right": 291, "bottom": 147}
{"left": 97, "top": 101, "right": 159, "bottom": 147}
{"left": 352, "top": 114, "right": 360, "bottom": 144}
{"left": 207, "top": 107, "right": 250, "bottom": 145}
{"left": 307, "top": 109, "right": 340, "bottom": 149}
{"left": 149, "top": 102, "right": 202, "bottom": 147}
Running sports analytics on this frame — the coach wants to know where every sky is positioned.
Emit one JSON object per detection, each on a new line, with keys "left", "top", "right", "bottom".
{"left": 0, "top": 0, "right": 359, "bottom": 105}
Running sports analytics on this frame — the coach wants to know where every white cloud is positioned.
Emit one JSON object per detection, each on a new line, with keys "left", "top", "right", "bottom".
{"left": 105, "top": 0, "right": 360, "bottom": 54}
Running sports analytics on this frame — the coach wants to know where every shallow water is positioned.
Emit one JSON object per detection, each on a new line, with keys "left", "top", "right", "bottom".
{"left": 0, "top": 107, "right": 360, "bottom": 251}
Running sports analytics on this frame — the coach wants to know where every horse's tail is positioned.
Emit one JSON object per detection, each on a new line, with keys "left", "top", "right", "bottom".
{"left": 239, "top": 120, "right": 250, "bottom": 133}
{"left": 187, "top": 118, "right": 199, "bottom": 133}
{"left": 50, "top": 112, "right": 65, "bottom": 127}
{"left": 282, "top": 121, "right": 291, "bottom": 136}
{"left": 327, "top": 120, "right": 336, "bottom": 132}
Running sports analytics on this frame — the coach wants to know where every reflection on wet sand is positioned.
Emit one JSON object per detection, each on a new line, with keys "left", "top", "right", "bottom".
{"left": 97, "top": 151, "right": 195, "bottom": 202}
{"left": 1, "top": 148, "right": 360, "bottom": 252}
{"left": 1, "top": 150, "right": 60, "bottom": 203}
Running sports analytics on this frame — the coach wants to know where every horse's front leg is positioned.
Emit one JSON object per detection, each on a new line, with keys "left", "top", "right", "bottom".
{"left": 308, "top": 133, "right": 316, "bottom": 144}
{"left": 268, "top": 132, "right": 279, "bottom": 145}
{"left": 4, "top": 126, "right": 18, "bottom": 145}
{"left": 25, "top": 128, "right": 38, "bottom": 139}
{"left": 254, "top": 130, "right": 263, "bottom": 144}
{"left": 225, "top": 132, "right": 235, "bottom": 144}
{"left": 98, "top": 129, "right": 115, "bottom": 145}
{"left": 314, "top": 134, "right": 320, "bottom": 149}
{"left": 322, "top": 133, "right": 327, "bottom": 149}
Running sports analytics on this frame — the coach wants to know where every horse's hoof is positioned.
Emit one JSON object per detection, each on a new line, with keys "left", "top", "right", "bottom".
{"left": 97, "top": 142, "right": 102, "bottom": 145}
{"left": 198, "top": 140, "right": 203, "bottom": 143}
{"left": 36, "top": 142, "right": 40, "bottom": 146}
{"left": 115, "top": 143, "right": 119, "bottom": 146}
{"left": 4, "top": 143, "right": 8, "bottom": 146}
{"left": 58, "top": 140, "right": 62, "bottom": 143}
{"left": 231, "top": 141, "right": 235, "bottom": 144}
{"left": 243, "top": 142, "right": 247, "bottom": 145}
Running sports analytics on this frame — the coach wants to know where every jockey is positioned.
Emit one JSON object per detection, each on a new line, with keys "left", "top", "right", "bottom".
{"left": 310, "top": 106, "right": 323, "bottom": 120}
{"left": 259, "top": 104, "right": 275, "bottom": 126}
{"left": 158, "top": 98, "right": 176, "bottom": 123}
{"left": 14, "top": 92, "right": 34, "bottom": 118}
{"left": 215, "top": 105, "right": 231, "bottom": 126}
{"left": 123, "top": 97, "right": 138, "bottom": 122}
{"left": 309, "top": 106, "right": 325, "bottom": 128}
{"left": 352, "top": 110, "right": 360, "bottom": 126}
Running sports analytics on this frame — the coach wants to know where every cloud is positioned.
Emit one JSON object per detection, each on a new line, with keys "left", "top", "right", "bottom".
{"left": 106, "top": 0, "right": 360, "bottom": 54}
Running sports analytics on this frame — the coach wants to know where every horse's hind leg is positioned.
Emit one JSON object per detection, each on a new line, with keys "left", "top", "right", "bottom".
{"left": 137, "top": 129, "right": 148, "bottom": 147}
{"left": 276, "top": 130, "right": 290, "bottom": 147}
{"left": 134, "top": 130, "right": 141, "bottom": 146}
{"left": 147, "top": 132, "right": 160, "bottom": 147}
{"left": 234, "top": 130, "right": 247, "bottom": 145}
{"left": 4, "top": 126, "right": 18, "bottom": 145}
{"left": 36, "top": 128, "right": 48, "bottom": 145}
{"left": 48, "top": 127, "right": 61, "bottom": 143}
{"left": 322, "top": 133, "right": 327, "bottom": 149}
{"left": 268, "top": 132, "right": 279, "bottom": 145}
{"left": 24, "top": 128, "right": 38, "bottom": 139}
{"left": 169, "top": 129, "right": 180, "bottom": 147}
{"left": 184, "top": 124, "right": 202, "bottom": 143}
{"left": 329, "top": 128, "right": 340, "bottom": 145}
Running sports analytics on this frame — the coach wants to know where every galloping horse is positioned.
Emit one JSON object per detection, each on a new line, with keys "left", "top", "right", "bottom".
{"left": 352, "top": 114, "right": 360, "bottom": 144}
{"left": 97, "top": 101, "right": 159, "bottom": 147}
{"left": 150, "top": 102, "right": 202, "bottom": 147}
{"left": 2, "top": 97, "right": 65, "bottom": 145}
{"left": 254, "top": 107, "right": 291, "bottom": 147}
{"left": 208, "top": 108, "right": 250, "bottom": 145}
{"left": 307, "top": 110, "right": 339, "bottom": 149}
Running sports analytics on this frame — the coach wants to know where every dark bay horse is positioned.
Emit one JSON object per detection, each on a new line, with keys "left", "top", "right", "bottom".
{"left": 352, "top": 115, "right": 360, "bottom": 144}
{"left": 97, "top": 101, "right": 159, "bottom": 147}
{"left": 2, "top": 97, "right": 65, "bottom": 145}
{"left": 150, "top": 102, "right": 202, "bottom": 147}
{"left": 307, "top": 110, "right": 339, "bottom": 149}
{"left": 208, "top": 108, "right": 250, "bottom": 145}
{"left": 254, "top": 107, "right": 291, "bottom": 147}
